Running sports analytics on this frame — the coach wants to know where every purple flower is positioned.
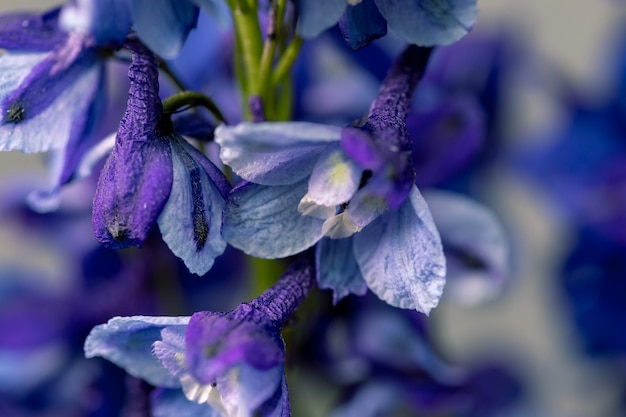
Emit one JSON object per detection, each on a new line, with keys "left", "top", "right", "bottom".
{"left": 215, "top": 46, "right": 446, "bottom": 313}
{"left": 84, "top": 255, "right": 316, "bottom": 416}
{"left": 296, "top": 0, "right": 478, "bottom": 50}
{"left": 92, "top": 39, "right": 229, "bottom": 275}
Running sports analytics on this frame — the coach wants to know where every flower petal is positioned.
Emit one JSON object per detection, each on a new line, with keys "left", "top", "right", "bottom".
{"left": 191, "top": 0, "right": 232, "bottom": 28}
{"left": 339, "top": 0, "right": 387, "bottom": 50}
{"left": 353, "top": 186, "right": 446, "bottom": 313}
{"left": 295, "top": 0, "right": 347, "bottom": 38}
{"left": 217, "top": 364, "right": 284, "bottom": 417}
{"left": 308, "top": 143, "right": 363, "bottom": 207}
{"left": 316, "top": 237, "right": 368, "bottom": 303}
{"left": 84, "top": 315, "right": 190, "bottom": 388}
{"left": 223, "top": 180, "right": 325, "bottom": 258}
{"left": 423, "top": 190, "right": 508, "bottom": 305}
{"left": 0, "top": 9, "right": 64, "bottom": 51}
{"left": 157, "top": 137, "right": 227, "bottom": 275}
{"left": 128, "top": 0, "right": 199, "bottom": 59}
{"left": 215, "top": 122, "right": 341, "bottom": 186}
{"left": 374, "top": 0, "right": 478, "bottom": 46}
{"left": 60, "top": 0, "right": 131, "bottom": 46}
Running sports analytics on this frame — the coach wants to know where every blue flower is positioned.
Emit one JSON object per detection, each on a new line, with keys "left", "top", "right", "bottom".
{"left": 84, "top": 255, "right": 315, "bottom": 417}
{"left": 216, "top": 46, "right": 446, "bottom": 313}
{"left": 92, "top": 39, "right": 229, "bottom": 275}
{"left": 296, "top": 0, "right": 478, "bottom": 50}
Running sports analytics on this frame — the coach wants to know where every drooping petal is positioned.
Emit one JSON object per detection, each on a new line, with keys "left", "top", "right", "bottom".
{"left": 0, "top": 48, "right": 101, "bottom": 153}
{"left": 216, "top": 364, "right": 284, "bottom": 417}
{"left": 60, "top": 0, "right": 131, "bottom": 46}
{"left": 308, "top": 143, "right": 363, "bottom": 207}
{"left": 354, "top": 186, "right": 446, "bottom": 313}
{"left": 423, "top": 190, "right": 508, "bottom": 305}
{"left": 215, "top": 122, "right": 341, "bottom": 186}
{"left": 128, "top": 0, "right": 199, "bottom": 59}
{"left": 373, "top": 0, "right": 478, "bottom": 46}
{"left": 0, "top": 9, "right": 64, "bottom": 51}
{"left": 339, "top": 0, "right": 387, "bottom": 50}
{"left": 316, "top": 237, "right": 368, "bottom": 303}
{"left": 223, "top": 180, "right": 325, "bottom": 258}
{"left": 157, "top": 136, "right": 227, "bottom": 276}
{"left": 152, "top": 388, "right": 219, "bottom": 417}
{"left": 84, "top": 316, "right": 190, "bottom": 388}
{"left": 295, "top": 0, "right": 347, "bottom": 38}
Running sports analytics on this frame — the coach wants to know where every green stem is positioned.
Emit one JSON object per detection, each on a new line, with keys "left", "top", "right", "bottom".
{"left": 228, "top": 0, "right": 263, "bottom": 97}
{"left": 271, "top": 35, "right": 303, "bottom": 87}
{"left": 162, "top": 91, "right": 227, "bottom": 124}
{"left": 258, "top": 0, "right": 287, "bottom": 120}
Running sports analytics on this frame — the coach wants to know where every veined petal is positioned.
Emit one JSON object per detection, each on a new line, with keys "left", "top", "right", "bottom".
{"left": 84, "top": 316, "right": 190, "bottom": 388}
{"left": 223, "top": 180, "right": 325, "bottom": 258}
{"left": 157, "top": 136, "right": 227, "bottom": 276}
{"left": 0, "top": 49, "right": 101, "bottom": 153}
{"left": 339, "top": 0, "right": 387, "bottom": 50}
{"left": 152, "top": 388, "right": 219, "bottom": 417}
{"left": 316, "top": 237, "right": 368, "bottom": 303}
{"left": 322, "top": 212, "right": 362, "bottom": 239}
{"left": 374, "top": 0, "right": 478, "bottom": 46}
{"left": 215, "top": 122, "right": 341, "bottom": 186}
{"left": 298, "top": 193, "right": 337, "bottom": 219}
{"left": 354, "top": 186, "right": 446, "bottom": 313}
{"left": 295, "top": 0, "right": 347, "bottom": 38}
{"left": 308, "top": 143, "right": 362, "bottom": 207}
{"left": 153, "top": 326, "right": 188, "bottom": 379}
{"left": 423, "top": 190, "right": 508, "bottom": 305}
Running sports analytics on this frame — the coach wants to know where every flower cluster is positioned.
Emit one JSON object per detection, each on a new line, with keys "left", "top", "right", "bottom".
{"left": 0, "top": 0, "right": 521, "bottom": 416}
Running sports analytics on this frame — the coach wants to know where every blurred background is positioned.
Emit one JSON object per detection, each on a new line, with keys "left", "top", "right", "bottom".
{"left": 2, "top": 1, "right": 626, "bottom": 416}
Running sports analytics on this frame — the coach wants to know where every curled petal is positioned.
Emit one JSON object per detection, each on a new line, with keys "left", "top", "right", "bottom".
{"left": 339, "top": 0, "right": 387, "bottom": 50}
{"left": 316, "top": 237, "right": 368, "bottom": 303}
{"left": 308, "top": 143, "right": 363, "bottom": 207}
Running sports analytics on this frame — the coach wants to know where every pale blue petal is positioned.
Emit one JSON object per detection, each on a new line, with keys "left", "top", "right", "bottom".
{"left": 129, "top": 0, "right": 198, "bottom": 59}
{"left": 191, "top": 0, "right": 231, "bottom": 27}
{"left": 374, "top": 0, "right": 478, "bottom": 46}
{"left": 296, "top": 0, "right": 347, "bottom": 38}
{"left": 0, "top": 52, "right": 100, "bottom": 153}
{"left": 316, "top": 237, "right": 367, "bottom": 303}
{"left": 424, "top": 190, "right": 508, "bottom": 305}
{"left": 353, "top": 186, "right": 446, "bottom": 313}
{"left": 259, "top": 372, "right": 290, "bottom": 417}
{"left": 157, "top": 137, "right": 227, "bottom": 276}
{"left": 345, "top": 180, "right": 388, "bottom": 228}
{"left": 84, "top": 315, "right": 190, "bottom": 388}
{"left": 223, "top": 180, "right": 325, "bottom": 258}
{"left": 60, "top": 0, "right": 131, "bottom": 45}
{"left": 215, "top": 122, "right": 341, "bottom": 186}
{"left": 217, "top": 364, "right": 283, "bottom": 417}
{"left": 308, "top": 144, "right": 362, "bottom": 207}
{"left": 152, "top": 389, "right": 219, "bottom": 417}
{"left": 153, "top": 326, "right": 188, "bottom": 379}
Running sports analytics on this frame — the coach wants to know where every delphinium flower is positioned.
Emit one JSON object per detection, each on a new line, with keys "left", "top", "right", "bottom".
{"left": 216, "top": 44, "right": 446, "bottom": 313}
{"left": 296, "top": 0, "right": 479, "bottom": 50}
{"left": 92, "top": 38, "right": 230, "bottom": 275}
{"left": 84, "top": 253, "right": 316, "bottom": 416}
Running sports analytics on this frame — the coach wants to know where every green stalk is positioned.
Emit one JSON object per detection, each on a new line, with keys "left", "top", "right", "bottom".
{"left": 271, "top": 35, "right": 303, "bottom": 87}
{"left": 162, "top": 91, "right": 227, "bottom": 124}
{"left": 257, "top": 0, "right": 287, "bottom": 120}
{"left": 228, "top": 0, "right": 263, "bottom": 97}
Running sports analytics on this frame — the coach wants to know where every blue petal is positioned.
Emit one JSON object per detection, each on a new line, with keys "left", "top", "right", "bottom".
{"left": 0, "top": 51, "right": 101, "bottom": 153}
{"left": 128, "top": 0, "right": 199, "bottom": 59}
{"left": 328, "top": 383, "right": 401, "bottom": 417}
{"left": 424, "top": 190, "right": 508, "bottom": 305}
{"left": 215, "top": 122, "right": 341, "bottom": 186}
{"left": 153, "top": 326, "right": 188, "bottom": 379}
{"left": 296, "top": 0, "right": 347, "bottom": 38}
{"left": 60, "top": 0, "right": 131, "bottom": 46}
{"left": 157, "top": 137, "right": 227, "bottom": 275}
{"left": 316, "top": 237, "right": 367, "bottom": 303}
{"left": 0, "top": 10, "right": 65, "bottom": 51}
{"left": 216, "top": 364, "right": 284, "bottom": 417}
{"left": 84, "top": 315, "right": 190, "bottom": 388}
{"left": 223, "top": 180, "right": 325, "bottom": 258}
{"left": 374, "top": 0, "right": 478, "bottom": 46}
{"left": 191, "top": 0, "right": 231, "bottom": 28}
{"left": 308, "top": 143, "right": 362, "bottom": 207}
{"left": 258, "top": 372, "right": 290, "bottom": 417}
{"left": 152, "top": 389, "right": 219, "bottom": 417}
{"left": 353, "top": 186, "right": 446, "bottom": 313}
{"left": 339, "top": 0, "right": 387, "bottom": 50}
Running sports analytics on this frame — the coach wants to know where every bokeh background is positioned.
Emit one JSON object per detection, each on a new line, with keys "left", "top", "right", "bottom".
{"left": 1, "top": 1, "right": 626, "bottom": 416}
